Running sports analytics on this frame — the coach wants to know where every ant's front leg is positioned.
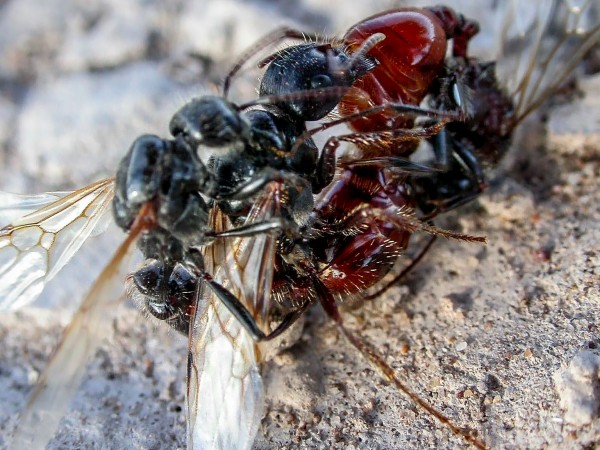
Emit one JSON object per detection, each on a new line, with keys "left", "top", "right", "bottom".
{"left": 212, "top": 167, "right": 309, "bottom": 202}
{"left": 206, "top": 216, "right": 299, "bottom": 241}
{"left": 452, "top": 138, "right": 486, "bottom": 192}
{"left": 318, "top": 121, "right": 448, "bottom": 175}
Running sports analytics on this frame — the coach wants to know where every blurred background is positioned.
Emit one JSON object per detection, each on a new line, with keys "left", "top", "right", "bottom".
{"left": 0, "top": 0, "right": 513, "bottom": 193}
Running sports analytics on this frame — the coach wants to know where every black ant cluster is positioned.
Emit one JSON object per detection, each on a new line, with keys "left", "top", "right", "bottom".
{"left": 112, "top": 31, "right": 383, "bottom": 335}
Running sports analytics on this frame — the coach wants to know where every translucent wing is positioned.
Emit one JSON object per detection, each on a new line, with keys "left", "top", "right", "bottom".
{"left": 0, "top": 177, "right": 115, "bottom": 310}
{"left": 9, "top": 206, "right": 148, "bottom": 449}
{"left": 0, "top": 191, "right": 68, "bottom": 225}
{"left": 496, "top": 0, "right": 600, "bottom": 121}
{"left": 218, "top": 185, "right": 281, "bottom": 324}
{"left": 187, "top": 185, "right": 282, "bottom": 450}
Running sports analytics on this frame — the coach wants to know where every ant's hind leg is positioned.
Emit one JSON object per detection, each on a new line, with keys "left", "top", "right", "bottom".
{"left": 311, "top": 274, "right": 488, "bottom": 450}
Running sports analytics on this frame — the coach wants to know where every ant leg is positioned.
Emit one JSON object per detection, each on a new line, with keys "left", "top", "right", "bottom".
{"left": 206, "top": 217, "right": 298, "bottom": 239}
{"left": 426, "top": 5, "right": 480, "bottom": 58}
{"left": 264, "top": 298, "right": 313, "bottom": 341}
{"left": 420, "top": 119, "right": 483, "bottom": 178}
{"left": 202, "top": 274, "right": 311, "bottom": 341}
{"left": 294, "top": 103, "right": 460, "bottom": 154}
{"left": 317, "top": 200, "right": 485, "bottom": 242}
{"left": 311, "top": 275, "right": 487, "bottom": 450}
{"left": 212, "top": 166, "right": 311, "bottom": 203}
{"left": 360, "top": 206, "right": 486, "bottom": 243}
{"left": 453, "top": 139, "right": 486, "bottom": 191}
{"left": 223, "top": 27, "right": 318, "bottom": 97}
{"left": 431, "top": 128, "right": 451, "bottom": 169}
{"left": 416, "top": 138, "right": 487, "bottom": 219}
{"left": 310, "top": 108, "right": 442, "bottom": 190}
{"left": 336, "top": 121, "right": 447, "bottom": 147}
{"left": 211, "top": 167, "right": 284, "bottom": 201}
{"left": 313, "top": 198, "right": 485, "bottom": 244}
{"left": 314, "top": 121, "right": 447, "bottom": 171}
{"left": 341, "top": 156, "right": 439, "bottom": 176}
{"left": 420, "top": 189, "right": 483, "bottom": 221}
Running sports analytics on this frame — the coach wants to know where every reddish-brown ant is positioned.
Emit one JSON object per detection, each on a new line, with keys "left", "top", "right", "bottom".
{"left": 338, "top": 6, "right": 479, "bottom": 157}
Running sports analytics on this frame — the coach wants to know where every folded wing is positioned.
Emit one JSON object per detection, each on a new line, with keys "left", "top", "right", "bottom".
{"left": 187, "top": 185, "right": 282, "bottom": 450}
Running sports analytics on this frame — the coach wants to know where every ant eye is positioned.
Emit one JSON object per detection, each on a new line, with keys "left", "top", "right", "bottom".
{"left": 311, "top": 74, "right": 333, "bottom": 89}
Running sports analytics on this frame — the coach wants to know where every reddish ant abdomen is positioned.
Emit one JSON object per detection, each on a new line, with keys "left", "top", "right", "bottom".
{"left": 338, "top": 6, "right": 479, "bottom": 146}
{"left": 310, "top": 166, "right": 413, "bottom": 295}
{"left": 339, "top": 8, "right": 448, "bottom": 135}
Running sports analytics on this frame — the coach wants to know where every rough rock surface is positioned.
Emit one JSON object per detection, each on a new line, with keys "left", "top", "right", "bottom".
{"left": 0, "top": 1, "right": 598, "bottom": 449}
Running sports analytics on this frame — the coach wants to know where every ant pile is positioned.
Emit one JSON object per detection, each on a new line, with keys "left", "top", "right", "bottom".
{"left": 0, "top": 1, "right": 598, "bottom": 449}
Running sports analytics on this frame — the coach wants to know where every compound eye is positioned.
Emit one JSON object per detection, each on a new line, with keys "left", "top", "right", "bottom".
{"left": 132, "top": 259, "right": 163, "bottom": 296}
{"left": 311, "top": 74, "right": 333, "bottom": 89}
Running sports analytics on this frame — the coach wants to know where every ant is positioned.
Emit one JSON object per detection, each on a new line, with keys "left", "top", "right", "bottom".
{"left": 316, "top": 2, "right": 600, "bottom": 299}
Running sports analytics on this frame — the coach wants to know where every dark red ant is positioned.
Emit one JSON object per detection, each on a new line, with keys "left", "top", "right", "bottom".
{"left": 312, "top": 2, "right": 600, "bottom": 299}
{"left": 335, "top": 4, "right": 600, "bottom": 218}
{"left": 337, "top": 6, "right": 479, "bottom": 157}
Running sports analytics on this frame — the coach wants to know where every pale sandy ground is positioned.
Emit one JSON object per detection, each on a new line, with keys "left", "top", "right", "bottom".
{"left": 0, "top": 1, "right": 598, "bottom": 449}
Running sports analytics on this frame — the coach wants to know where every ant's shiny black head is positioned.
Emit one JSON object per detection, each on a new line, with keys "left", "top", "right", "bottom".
{"left": 259, "top": 43, "right": 377, "bottom": 121}
{"left": 133, "top": 259, "right": 199, "bottom": 334}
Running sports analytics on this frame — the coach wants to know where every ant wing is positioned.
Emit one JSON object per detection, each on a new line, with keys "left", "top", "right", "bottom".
{"left": 186, "top": 262, "right": 263, "bottom": 450}
{"left": 0, "top": 191, "right": 70, "bottom": 224}
{"left": 9, "top": 207, "right": 147, "bottom": 449}
{"left": 496, "top": 0, "right": 600, "bottom": 121}
{"left": 0, "top": 177, "right": 115, "bottom": 310}
{"left": 187, "top": 186, "right": 282, "bottom": 450}
{"left": 218, "top": 184, "right": 281, "bottom": 323}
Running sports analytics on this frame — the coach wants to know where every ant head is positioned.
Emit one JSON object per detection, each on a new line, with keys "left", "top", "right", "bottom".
{"left": 259, "top": 42, "right": 377, "bottom": 121}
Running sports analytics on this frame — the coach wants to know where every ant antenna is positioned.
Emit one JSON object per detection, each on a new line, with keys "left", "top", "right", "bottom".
{"left": 347, "top": 32, "right": 386, "bottom": 71}
{"left": 223, "top": 27, "right": 318, "bottom": 98}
